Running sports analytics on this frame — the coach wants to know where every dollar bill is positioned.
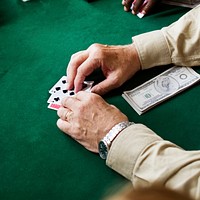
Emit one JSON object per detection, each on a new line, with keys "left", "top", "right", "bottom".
{"left": 122, "top": 66, "right": 200, "bottom": 115}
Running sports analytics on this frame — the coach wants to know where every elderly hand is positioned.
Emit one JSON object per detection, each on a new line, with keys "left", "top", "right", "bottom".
{"left": 122, "top": 0, "right": 160, "bottom": 17}
{"left": 57, "top": 91, "right": 128, "bottom": 153}
{"left": 66, "top": 43, "right": 140, "bottom": 95}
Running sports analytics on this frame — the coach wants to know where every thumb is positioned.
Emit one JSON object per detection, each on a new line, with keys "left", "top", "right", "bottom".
{"left": 91, "top": 78, "right": 118, "bottom": 95}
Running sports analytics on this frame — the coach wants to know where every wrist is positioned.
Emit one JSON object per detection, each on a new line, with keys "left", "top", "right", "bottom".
{"left": 129, "top": 43, "right": 141, "bottom": 71}
{"left": 98, "top": 121, "right": 134, "bottom": 159}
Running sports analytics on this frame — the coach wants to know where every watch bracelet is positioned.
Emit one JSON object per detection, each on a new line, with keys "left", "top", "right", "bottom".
{"left": 102, "top": 121, "right": 134, "bottom": 147}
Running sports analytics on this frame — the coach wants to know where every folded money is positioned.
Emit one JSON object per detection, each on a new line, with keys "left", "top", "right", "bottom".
{"left": 122, "top": 66, "right": 200, "bottom": 115}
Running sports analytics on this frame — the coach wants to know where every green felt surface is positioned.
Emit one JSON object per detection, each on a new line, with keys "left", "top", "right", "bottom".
{"left": 0, "top": 0, "right": 199, "bottom": 199}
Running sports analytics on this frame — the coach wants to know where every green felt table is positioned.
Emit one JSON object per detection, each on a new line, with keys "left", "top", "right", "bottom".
{"left": 0, "top": 0, "right": 199, "bottom": 199}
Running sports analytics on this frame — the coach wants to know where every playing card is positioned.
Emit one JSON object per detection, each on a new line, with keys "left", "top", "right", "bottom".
{"left": 47, "top": 76, "right": 94, "bottom": 111}
{"left": 47, "top": 88, "right": 76, "bottom": 104}
{"left": 49, "top": 76, "right": 93, "bottom": 95}
{"left": 49, "top": 76, "right": 68, "bottom": 94}
{"left": 47, "top": 81, "right": 93, "bottom": 104}
{"left": 48, "top": 102, "right": 61, "bottom": 111}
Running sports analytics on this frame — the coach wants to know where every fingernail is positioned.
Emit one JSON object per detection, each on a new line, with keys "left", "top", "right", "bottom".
{"left": 130, "top": 3, "right": 134, "bottom": 10}
{"left": 132, "top": 10, "right": 136, "bottom": 15}
{"left": 122, "top": 0, "right": 126, "bottom": 5}
{"left": 124, "top": 6, "right": 129, "bottom": 11}
{"left": 137, "top": 10, "right": 146, "bottom": 18}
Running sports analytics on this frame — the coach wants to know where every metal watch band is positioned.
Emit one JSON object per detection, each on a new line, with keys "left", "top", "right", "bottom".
{"left": 98, "top": 121, "right": 134, "bottom": 159}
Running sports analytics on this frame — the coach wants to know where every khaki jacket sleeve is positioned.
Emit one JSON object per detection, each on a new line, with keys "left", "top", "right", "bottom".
{"left": 106, "top": 124, "right": 200, "bottom": 200}
{"left": 106, "top": 6, "right": 200, "bottom": 200}
{"left": 132, "top": 5, "right": 200, "bottom": 70}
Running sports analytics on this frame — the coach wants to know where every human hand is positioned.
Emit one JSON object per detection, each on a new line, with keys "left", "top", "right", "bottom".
{"left": 57, "top": 91, "right": 128, "bottom": 153}
{"left": 66, "top": 43, "right": 140, "bottom": 95}
{"left": 122, "top": 0, "right": 160, "bottom": 17}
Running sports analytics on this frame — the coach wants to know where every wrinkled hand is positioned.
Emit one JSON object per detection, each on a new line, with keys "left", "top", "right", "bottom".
{"left": 66, "top": 43, "right": 140, "bottom": 95}
{"left": 57, "top": 91, "right": 128, "bottom": 153}
{"left": 122, "top": 0, "right": 160, "bottom": 16}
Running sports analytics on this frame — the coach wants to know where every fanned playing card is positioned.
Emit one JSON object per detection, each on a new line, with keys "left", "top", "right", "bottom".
{"left": 49, "top": 76, "right": 68, "bottom": 94}
{"left": 47, "top": 76, "right": 94, "bottom": 110}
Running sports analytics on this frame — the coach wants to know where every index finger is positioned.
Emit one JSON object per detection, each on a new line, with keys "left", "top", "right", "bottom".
{"left": 74, "top": 57, "right": 99, "bottom": 93}
{"left": 142, "top": 0, "right": 157, "bottom": 14}
{"left": 66, "top": 50, "right": 88, "bottom": 90}
{"left": 132, "top": 0, "right": 144, "bottom": 13}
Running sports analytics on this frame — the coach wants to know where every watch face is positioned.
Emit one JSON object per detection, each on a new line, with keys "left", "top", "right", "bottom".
{"left": 98, "top": 141, "right": 108, "bottom": 159}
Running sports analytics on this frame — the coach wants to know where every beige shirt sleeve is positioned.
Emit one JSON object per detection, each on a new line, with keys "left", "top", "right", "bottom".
{"left": 132, "top": 5, "right": 200, "bottom": 70}
{"left": 106, "top": 6, "right": 200, "bottom": 200}
{"left": 106, "top": 124, "right": 200, "bottom": 200}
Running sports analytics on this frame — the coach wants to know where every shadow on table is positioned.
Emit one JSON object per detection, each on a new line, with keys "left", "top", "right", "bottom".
{"left": 0, "top": 0, "right": 18, "bottom": 26}
{"left": 86, "top": 65, "right": 173, "bottom": 98}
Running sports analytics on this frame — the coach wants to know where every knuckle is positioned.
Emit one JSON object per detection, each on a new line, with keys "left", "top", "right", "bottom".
{"left": 89, "top": 43, "right": 103, "bottom": 55}
{"left": 77, "top": 105, "right": 84, "bottom": 113}
{"left": 88, "top": 92, "right": 99, "bottom": 101}
{"left": 70, "top": 52, "right": 77, "bottom": 60}
{"left": 61, "top": 97, "right": 68, "bottom": 106}
{"left": 89, "top": 43, "right": 100, "bottom": 50}
{"left": 69, "top": 57, "right": 78, "bottom": 66}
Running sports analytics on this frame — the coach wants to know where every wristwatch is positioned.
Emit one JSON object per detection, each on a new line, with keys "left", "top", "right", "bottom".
{"left": 98, "top": 121, "right": 134, "bottom": 159}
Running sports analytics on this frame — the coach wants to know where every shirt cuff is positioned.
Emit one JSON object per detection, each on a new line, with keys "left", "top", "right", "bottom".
{"left": 132, "top": 30, "right": 172, "bottom": 70}
{"left": 106, "top": 123, "right": 163, "bottom": 180}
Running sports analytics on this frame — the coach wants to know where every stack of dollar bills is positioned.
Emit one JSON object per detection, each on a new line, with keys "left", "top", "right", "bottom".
{"left": 122, "top": 66, "right": 200, "bottom": 115}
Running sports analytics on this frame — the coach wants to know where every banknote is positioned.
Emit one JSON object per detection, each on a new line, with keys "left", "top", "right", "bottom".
{"left": 122, "top": 66, "right": 200, "bottom": 115}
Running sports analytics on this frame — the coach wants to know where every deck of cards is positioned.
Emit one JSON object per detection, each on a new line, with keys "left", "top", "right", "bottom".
{"left": 47, "top": 76, "right": 94, "bottom": 110}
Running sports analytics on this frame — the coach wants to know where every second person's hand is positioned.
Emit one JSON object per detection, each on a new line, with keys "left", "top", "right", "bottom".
{"left": 122, "top": 0, "right": 160, "bottom": 17}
